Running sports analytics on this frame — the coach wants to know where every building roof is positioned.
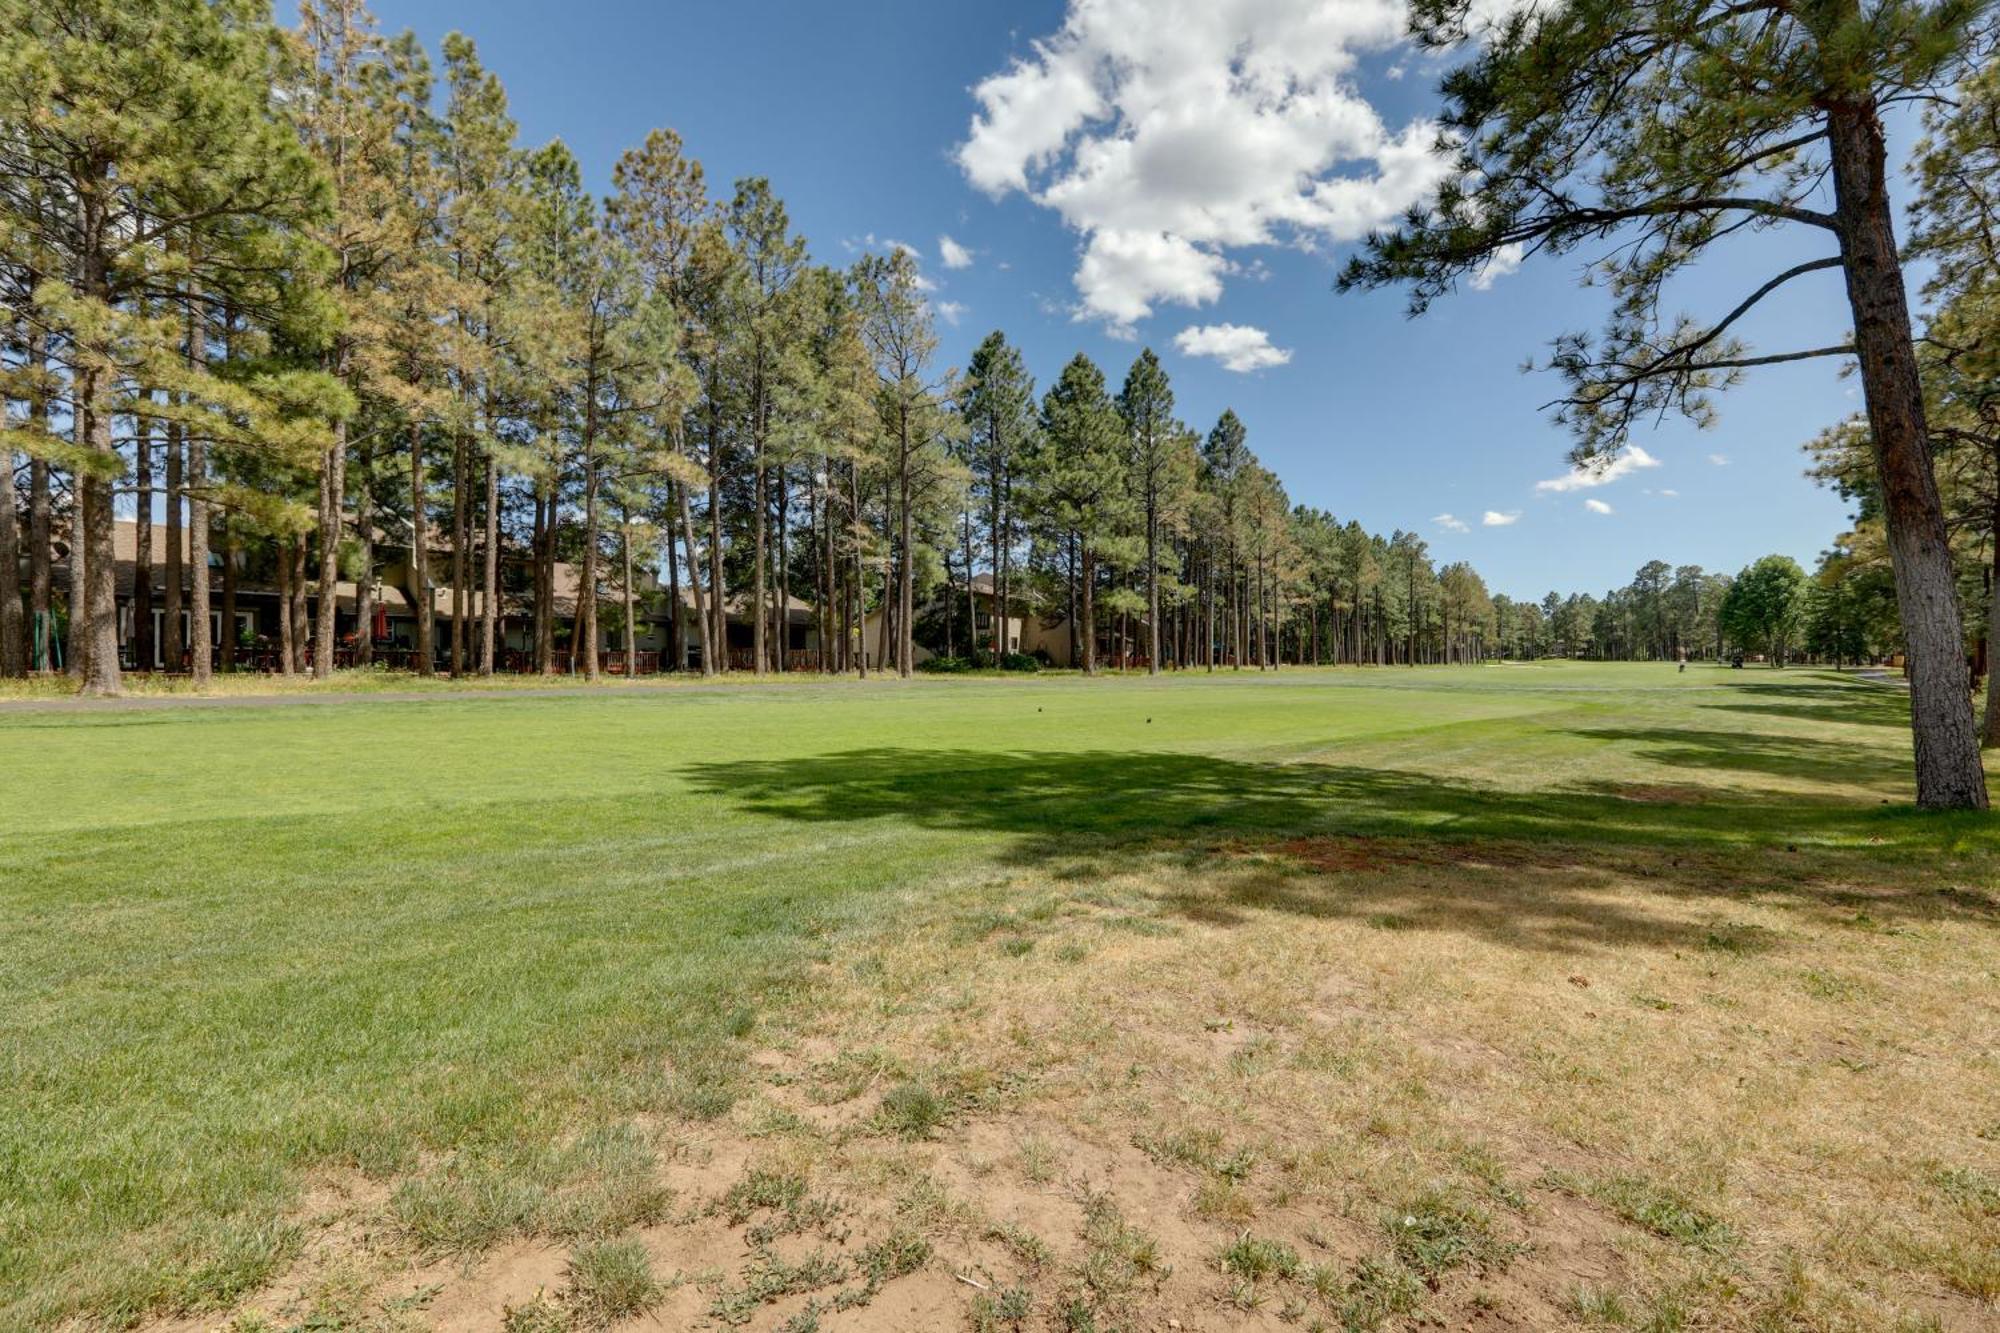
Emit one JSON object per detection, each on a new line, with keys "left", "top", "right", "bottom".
{"left": 79, "top": 520, "right": 814, "bottom": 624}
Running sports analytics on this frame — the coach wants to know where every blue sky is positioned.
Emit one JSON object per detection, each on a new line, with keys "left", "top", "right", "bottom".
{"left": 366, "top": 0, "right": 1868, "bottom": 601}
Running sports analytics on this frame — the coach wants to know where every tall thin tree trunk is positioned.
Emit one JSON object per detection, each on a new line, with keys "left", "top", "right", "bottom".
{"left": 132, "top": 411, "right": 153, "bottom": 673}
{"left": 291, "top": 532, "right": 309, "bottom": 675}
{"left": 664, "top": 473, "right": 682, "bottom": 671}
{"left": 481, "top": 452, "right": 498, "bottom": 676}
{"left": 411, "top": 419, "right": 433, "bottom": 677}
{"left": 221, "top": 532, "right": 238, "bottom": 672}
{"left": 1983, "top": 490, "right": 2000, "bottom": 748}
{"left": 29, "top": 451, "right": 50, "bottom": 671}
{"left": 1146, "top": 501, "right": 1160, "bottom": 675}
{"left": 451, "top": 432, "right": 467, "bottom": 677}
{"left": 66, "top": 479, "right": 86, "bottom": 681}
{"left": 777, "top": 468, "right": 791, "bottom": 671}
{"left": 354, "top": 441, "right": 375, "bottom": 669}
{"left": 849, "top": 463, "right": 866, "bottom": 678}
{"left": 277, "top": 536, "right": 296, "bottom": 678}
{"left": 188, "top": 305, "right": 212, "bottom": 687}
{"left": 0, "top": 445, "right": 22, "bottom": 677}
{"left": 1828, "top": 99, "right": 1988, "bottom": 808}
{"left": 164, "top": 416, "right": 183, "bottom": 671}
{"left": 677, "top": 460, "right": 713, "bottom": 677}
{"left": 897, "top": 423, "right": 913, "bottom": 679}
{"left": 708, "top": 427, "right": 726, "bottom": 673}
{"left": 1080, "top": 544, "right": 1097, "bottom": 676}
{"left": 316, "top": 410, "right": 346, "bottom": 679}
{"left": 621, "top": 510, "right": 637, "bottom": 677}
{"left": 752, "top": 447, "right": 768, "bottom": 675}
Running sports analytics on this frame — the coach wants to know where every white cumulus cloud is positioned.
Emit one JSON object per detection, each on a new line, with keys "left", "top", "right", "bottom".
{"left": 936, "top": 300, "right": 968, "bottom": 327}
{"left": 1435, "top": 513, "right": 1470, "bottom": 533}
{"left": 1535, "top": 444, "right": 1662, "bottom": 493}
{"left": 1708, "top": 452, "right": 1729, "bottom": 466}
{"left": 1173, "top": 322, "right": 1293, "bottom": 373}
{"left": 1584, "top": 498, "right": 1614, "bottom": 515}
{"left": 956, "top": 0, "right": 1449, "bottom": 331}
{"left": 939, "top": 235, "right": 973, "bottom": 269}
{"left": 1481, "top": 510, "right": 1520, "bottom": 527}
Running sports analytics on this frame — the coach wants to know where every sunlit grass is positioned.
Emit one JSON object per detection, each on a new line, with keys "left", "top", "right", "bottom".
{"left": 0, "top": 662, "right": 1989, "bottom": 1329}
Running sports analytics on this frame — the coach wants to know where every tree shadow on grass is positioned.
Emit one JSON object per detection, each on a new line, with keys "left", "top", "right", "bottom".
{"left": 684, "top": 747, "right": 1997, "bottom": 956}
{"left": 1692, "top": 677, "right": 1914, "bottom": 731}
{"left": 1563, "top": 726, "right": 1909, "bottom": 786}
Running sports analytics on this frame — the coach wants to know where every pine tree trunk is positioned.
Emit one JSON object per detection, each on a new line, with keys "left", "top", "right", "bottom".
{"left": 221, "top": 533, "right": 238, "bottom": 672}
{"left": 677, "top": 465, "right": 713, "bottom": 676}
{"left": 898, "top": 419, "right": 913, "bottom": 679}
{"left": 411, "top": 420, "right": 433, "bottom": 678}
{"left": 1984, "top": 493, "right": 2000, "bottom": 748}
{"left": 776, "top": 467, "right": 790, "bottom": 672}
{"left": 277, "top": 537, "right": 296, "bottom": 677}
{"left": 164, "top": 417, "right": 183, "bottom": 671}
{"left": 621, "top": 513, "right": 637, "bottom": 678}
{"left": 291, "top": 532, "right": 309, "bottom": 675}
{"left": 753, "top": 445, "right": 768, "bottom": 676}
{"left": 1080, "top": 543, "right": 1097, "bottom": 675}
{"left": 188, "top": 305, "right": 211, "bottom": 687}
{"left": 850, "top": 464, "right": 866, "bottom": 678}
{"left": 131, "top": 412, "right": 153, "bottom": 673}
{"left": 665, "top": 474, "right": 683, "bottom": 672}
{"left": 316, "top": 413, "right": 346, "bottom": 679}
{"left": 1146, "top": 501, "right": 1160, "bottom": 675}
{"left": 29, "top": 452, "right": 50, "bottom": 671}
{"left": 578, "top": 409, "right": 600, "bottom": 683}
{"left": 1827, "top": 99, "right": 1988, "bottom": 809}
{"left": 354, "top": 442, "right": 374, "bottom": 669}
{"left": 481, "top": 452, "right": 497, "bottom": 676}
{"left": 66, "top": 479, "right": 86, "bottom": 681}
{"left": 708, "top": 427, "right": 726, "bottom": 673}
{"left": 451, "top": 432, "right": 467, "bottom": 678}
{"left": 0, "top": 445, "right": 23, "bottom": 677}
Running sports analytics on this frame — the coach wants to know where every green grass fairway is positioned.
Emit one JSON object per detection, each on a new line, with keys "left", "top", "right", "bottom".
{"left": 2, "top": 664, "right": 1995, "bottom": 1331}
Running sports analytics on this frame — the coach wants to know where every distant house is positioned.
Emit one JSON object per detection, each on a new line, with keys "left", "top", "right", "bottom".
{"left": 53, "top": 520, "right": 819, "bottom": 674}
{"left": 861, "top": 573, "right": 1089, "bottom": 668}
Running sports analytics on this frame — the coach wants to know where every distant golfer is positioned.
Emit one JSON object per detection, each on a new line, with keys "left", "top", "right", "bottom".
{"left": 1677, "top": 648, "right": 1687, "bottom": 674}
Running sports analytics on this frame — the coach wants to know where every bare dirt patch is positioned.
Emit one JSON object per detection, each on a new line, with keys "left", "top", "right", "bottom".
{"left": 149, "top": 842, "right": 1999, "bottom": 1332}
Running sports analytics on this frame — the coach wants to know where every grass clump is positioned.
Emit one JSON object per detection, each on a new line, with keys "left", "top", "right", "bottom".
{"left": 1383, "top": 1187, "right": 1504, "bottom": 1282}
{"left": 563, "top": 1236, "right": 662, "bottom": 1328}
{"left": 1563, "top": 1174, "right": 1735, "bottom": 1254}
{"left": 970, "top": 1284, "right": 1034, "bottom": 1330}
{"left": 1220, "top": 1232, "right": 1301, "bottom": 1281}
{"left": 875, "top": 1081, "right": 950, "bottom": 1139}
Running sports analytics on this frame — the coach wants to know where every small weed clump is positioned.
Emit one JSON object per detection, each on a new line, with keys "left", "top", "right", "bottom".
{"left": 876, "top": 1081, "right": 950, "bottom": 1139}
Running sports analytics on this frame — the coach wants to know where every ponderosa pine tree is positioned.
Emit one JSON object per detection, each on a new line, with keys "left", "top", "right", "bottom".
{"left": 0, "top": 0, "right": 331, "bottom": 694}
{"left": 854, "top": 249, "right": 953, "bottom": 678}
{"left": 1909, "top": 55, "right": 2000, "bottom": 743}
{"left": 958, "top": 331, "right": 1037, "bottom": 661}
{"left": 1117, "top": 348, "right": 1176, "bottom": 675}
{"left": 1033, "top": 354, "right": 1129, "bottom": 676}
{"left": 608, "top": 127, "right": 714, "bottom": 673}
{"left": 1339, "top": 0, "right": 1990, "bottom": 808}
{"left": 293, "top": 0, "right": 403, "bottom": 679}
{"left": 438, "top": 32, "right": 519, "bottom": 678}
{"left": 725, "top": 179, "right": 808, "bottom": 676}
